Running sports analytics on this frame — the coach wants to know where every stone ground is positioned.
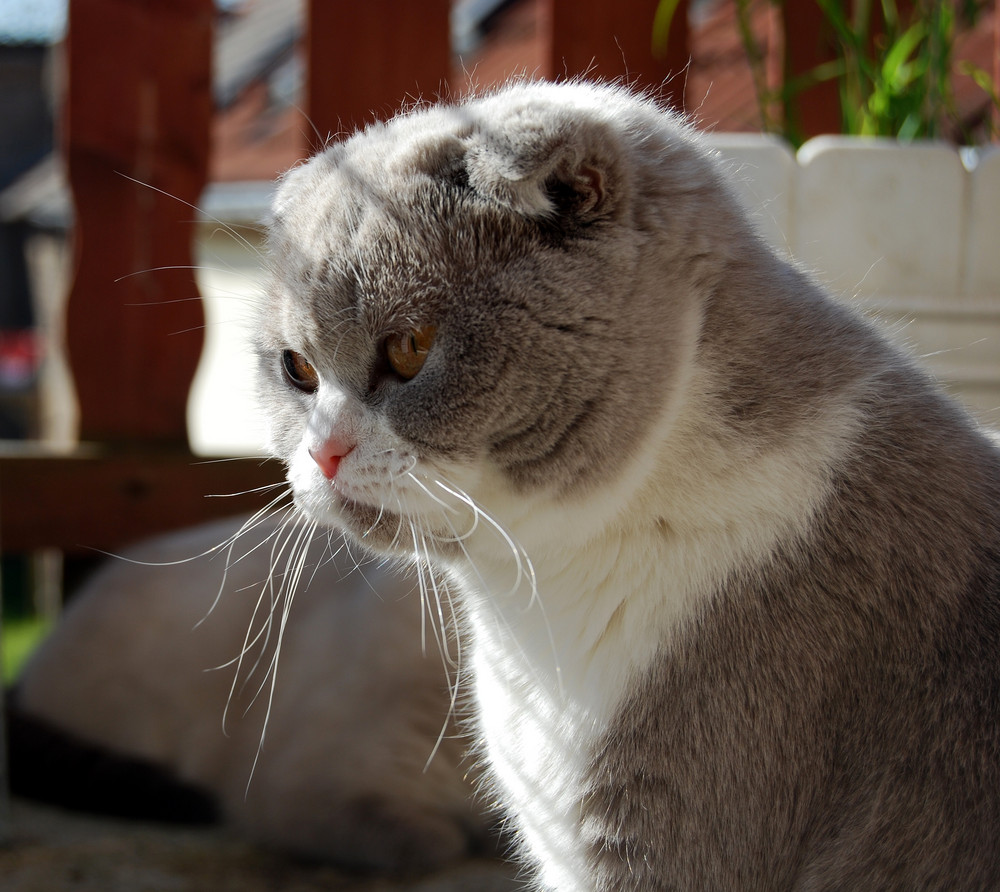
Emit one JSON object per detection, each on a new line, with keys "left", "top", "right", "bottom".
{"left": 0, "top": 799, "right": 521, "bottom": 892}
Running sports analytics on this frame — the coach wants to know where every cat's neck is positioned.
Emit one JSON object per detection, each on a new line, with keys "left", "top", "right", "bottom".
{"left": 446, "top": 350, "right": 863, "bottom": 712}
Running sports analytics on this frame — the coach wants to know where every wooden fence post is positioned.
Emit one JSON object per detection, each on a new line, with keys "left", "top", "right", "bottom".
{"left": 63, "top": 0, "right": 213, "bottom": 445}
{"left": 305, "top": 0, "right": 452, "bottom": 151}
{"left": 546, "top": 0, "right": 690, "bottom": 111}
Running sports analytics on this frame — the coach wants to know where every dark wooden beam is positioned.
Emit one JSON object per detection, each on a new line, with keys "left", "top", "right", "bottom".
{"left": 546, "top": 0, "right": 690, "bottom": 111}
{"left": 0, "top": 449, "right": 287, "bottom": 555}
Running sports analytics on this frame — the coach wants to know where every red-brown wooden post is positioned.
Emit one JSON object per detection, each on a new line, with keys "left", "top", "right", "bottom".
{"left": 781, "top": 1, "right": 842, "bottom": 141}
{"left": 545, "top": 0, "right": 690, "bottom": 112}
{"left": 305, "top": 0, "right": 452, "bottom": 152}
{"left": 63, "top": 0, "right": 213, "bottom": 445}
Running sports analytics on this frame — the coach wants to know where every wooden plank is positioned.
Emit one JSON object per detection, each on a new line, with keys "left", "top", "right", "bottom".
{"left": 780, "top": 1, "right": 841, "bottom": 141}
{"left": 546, "top": 0, "right": 690, "bottom": 111}
{"left": 63, "top": 0, "right": 213, "bottom": 444}
{"left": 0, "top": 450, "right": 287, "bottom": 555}
{"left": 305, "top": 0, "right": 452, "bottom": 148}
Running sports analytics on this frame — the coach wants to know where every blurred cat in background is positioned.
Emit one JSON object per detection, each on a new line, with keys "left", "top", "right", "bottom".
{"left": 8, "top": 513, "right": 494, "bottom": 875}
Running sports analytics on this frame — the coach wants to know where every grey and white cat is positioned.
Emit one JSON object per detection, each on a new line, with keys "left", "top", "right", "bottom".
{"left": 11, "top": 514, "right": 490, "bottom": 873}
{"left": 258, "top": 80, "right": 1000, "bottom": 890}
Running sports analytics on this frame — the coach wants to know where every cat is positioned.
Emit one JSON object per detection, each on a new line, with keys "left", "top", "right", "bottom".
{"left": 9, "top": 513, "right": 493, "bottom": 874}
{"left": 255, "top": 79, "right": 1000, "bottom": 891}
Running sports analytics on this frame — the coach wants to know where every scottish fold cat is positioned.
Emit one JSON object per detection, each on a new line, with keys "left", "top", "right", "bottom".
{"left": 10, "top": 513, "right": 491, "bottom": 874}
{"left": 257, "top": 80, "right": 1000, "bottom": 890}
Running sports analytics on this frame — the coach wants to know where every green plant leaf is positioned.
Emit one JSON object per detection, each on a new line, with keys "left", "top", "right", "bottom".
{"left": 651, "top": 0, "right": 683, "bottom": 60}
{"left": 881, "top": 20, "right": 928, "bottom": 84}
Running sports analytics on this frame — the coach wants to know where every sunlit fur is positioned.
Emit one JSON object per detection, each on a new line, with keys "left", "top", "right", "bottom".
{"left": 257, "top": 80, "right": 1000, "bottom": 890}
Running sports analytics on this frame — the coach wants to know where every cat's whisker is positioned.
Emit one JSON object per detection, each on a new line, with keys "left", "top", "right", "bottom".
{"left": 361, "top": 501, "right": 388, "bottom": 540}
{"left": 93, "top": 486, "right": 292, "bottom": 580}
{"left": 391, "top": 493, "right": 466, "bottom": 774}
{"left": 115, "top": 265, "right": 263, "bottom": 288}
{"left": 395, "top": 489, "right": 459, "bottom": 669}
{"left": 250, "top": 517, "right": 316, "bottom": 706}
{"left": 403, "top": 470, "right": 466, "bottom": 519}
{"left": 388, "top": 453, "right": 419, "bottom": 482}
{"left": 313, "top": 527, "right": 351, "bottom": 573}
{"left": 195, "top": 499, "right": 295, "bottom": 630}
{"left": 116, "top": 171, "right": 265, "bottom": 260}
{"left": 227, "top": 512, "right": 314, "bottom": 715}
{"left": 205, "top": 480, "right": 290, "bottom": 499}
{"left": 438, "top": 505, "right": 564, "bottom": 701}
{"left": 302, "top": 523, "right": 341, "bottom": 591}
{"left": 385, "top": 496, "right": 412, "bottom": 555}
{"left": 196, "top": 492, "right": 299, "bottom": 623}
{"left": 244, "top": 517, "right": 318, "bottom": 796}
{"left": 337, "top": 525, "right": 374, "bottom": 579}
{"left": 428, "top": 475, "right": 537, "bottom": 601}
{"left": 422, "top": 576, "right": 465, "bottom": 774}
{"left": 254, "top": 511, "right": 309, "bottom": 647}
{"left": 221, "top": 508, "right": 305, "bottom": 728}
{"left": 401, "top": 500, "right": 432, "bottom": 658}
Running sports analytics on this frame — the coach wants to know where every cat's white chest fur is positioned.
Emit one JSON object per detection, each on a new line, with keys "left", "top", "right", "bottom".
{"left": 472, "top": 638, "right": 595, "bottom": 890}
{"left": 455, "top": 531, "right": 704, "bottom": 892}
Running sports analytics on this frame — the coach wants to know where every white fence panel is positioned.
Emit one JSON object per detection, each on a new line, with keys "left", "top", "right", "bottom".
{"left": 702, "top": 133, "right": 796, "bottom": 255}
{"left": 965, "top": 147, "right": 1000, "bottom": 302}
{"left": 704, "top": 134, "right": 999, "bottom": 426}
{"left": 793, "top": 138, "right": 966, "bottom": 306}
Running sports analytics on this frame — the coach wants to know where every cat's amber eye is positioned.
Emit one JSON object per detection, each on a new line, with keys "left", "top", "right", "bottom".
{"left": 385, "top": 325, "right": 437, "bottom": 380}
{"left": 281, "top": 349, "right": 319, "bottom": 394}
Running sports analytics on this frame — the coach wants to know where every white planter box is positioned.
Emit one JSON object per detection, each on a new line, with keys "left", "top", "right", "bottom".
{"left": 704, "top": 134, "right": 1000, "bottom": 427}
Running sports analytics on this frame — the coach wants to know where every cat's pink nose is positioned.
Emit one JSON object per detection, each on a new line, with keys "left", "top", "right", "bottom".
{"left": 309, "top": 437, "right": 354, "bottom": 480}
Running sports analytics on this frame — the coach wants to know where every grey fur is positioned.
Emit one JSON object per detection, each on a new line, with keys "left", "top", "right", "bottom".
{"left": 258, "top": 81, "right": 1000, "bottom": 890}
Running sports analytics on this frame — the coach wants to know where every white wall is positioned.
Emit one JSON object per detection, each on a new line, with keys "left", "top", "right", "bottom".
{"left": 189, "top": 228, "right": 270, "bottom": 455}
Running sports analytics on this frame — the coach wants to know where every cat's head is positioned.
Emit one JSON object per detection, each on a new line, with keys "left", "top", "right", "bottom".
{"left": 256, "top": 81, "right": 733, "bottom": 558}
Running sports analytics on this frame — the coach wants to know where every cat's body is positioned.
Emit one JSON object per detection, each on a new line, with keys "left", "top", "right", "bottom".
{"left": 259, "top": 80, "right": 1000, "bottom": 890}
{"left": 11, "top": 514, "right": 490, "bottom": 873}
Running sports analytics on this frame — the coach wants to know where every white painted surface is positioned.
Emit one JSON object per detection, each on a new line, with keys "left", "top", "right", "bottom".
{"left": 188, "top": 230, "right": 269, "bottom": 455}
{"left": 702, "top": 133, "right": 796, "bottom": 255}
{"left": 966, "top": 147, "right": 1000, "bottom": 303}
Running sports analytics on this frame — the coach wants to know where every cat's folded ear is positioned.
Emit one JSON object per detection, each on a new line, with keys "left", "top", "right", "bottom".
{"left": 461, "top": 115, "right": 625, "bottom": 224}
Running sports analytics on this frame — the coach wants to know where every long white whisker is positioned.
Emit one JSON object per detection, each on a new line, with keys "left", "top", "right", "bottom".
{"left": 404, "top": 471, "right": 464, "bottom": 516}
{"left": 116, "top": 171, "right": 264, "bottom": 259}
{"left": 195, "top": 495, "right": 296, "bottom": 629}
{"left": 244, "top": 516, "right": 318, "bottom": 797}
{"left": 206, "top": 480, "right": 290, "bottom": 499}
{"left": 91, "top": 485, "right": 292, "bottom": 574}
{"left": 429, "top": 476, "right": 533, "bottom": 599}
{"left": 393, "top": 489, "right": 465, "bottom": 773}
{"left": 115, "top": 264, "right": 262, "bottom": 287}
{"left": 221, "top": 508, "right": 302, "bottom": 729}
